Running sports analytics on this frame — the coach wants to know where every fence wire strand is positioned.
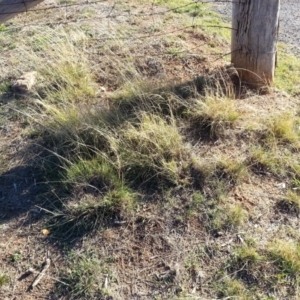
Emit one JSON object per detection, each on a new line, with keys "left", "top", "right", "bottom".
{"left": 0, "top": 0, "right": 236, "bottom": 59}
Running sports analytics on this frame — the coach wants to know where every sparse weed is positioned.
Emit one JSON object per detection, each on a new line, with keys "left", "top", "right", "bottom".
{"left": 217, "top": 277, "right": 250, "bottom": 299}
{"left": 222, "top": 246, "right": 264, "bottom": 296}
{"left": 275, "top": 44, "right": 300, "bottom": 95}
{"left": 58, "top": 0, "right": 75, "bottom": 4}
{"left": 293, "top": 178, "right": 300, "bottom": 188}
{"left": 277, "top": 190, "right": 300, "bottom": 214}
{"left": 235, "top": 245, "right": 263, "bottom": 265}
{"left": 155, "top": 0, "right": 204, "bottom": 12}
{"left": 9, "top": 252, "right": 22, "bottom": 263}
{"left": 167, "top": 47, "right": 183, "bottom": 57}
{"left": 49, "top": 185, "right": 136, "bottom": 237}
{"left": 192, "top": 155, "right": 248, "bottom": 193}
{"left": 31, "top": 36, "right": 50, "bottom": 52}
{"left": 215, "top": 157, "right": 249, "bottom": 184}
{"left": 244, "top": 238, "right": 257, "bottom": 247}
{"left": 0, "top": 81, "right": 11, "bottom": 94}
{"left": 186, "top": 192, "right": 205, "bottom": 216}
{"left": 209, "top": 207, "right": 227, "bottom": 232}
{"left": 248, "top": 146, "right": 286, "bottom": 176}
{"left": 0, "top": 274, "right": 9, "bottom": 287}
{"left": 225, "top": 203, "right": 248, "bottom": 228}
{"left": 58, "top": 252, "right": 114, "bottom": 299}
{"left": 208, "top": 202, "right": 247, "bottom": 231}
{"left": 268, "top": 239, "right": 300, "bottom": 276}
{"left": 81, "top": 7, "right": 96, "bottom": 18}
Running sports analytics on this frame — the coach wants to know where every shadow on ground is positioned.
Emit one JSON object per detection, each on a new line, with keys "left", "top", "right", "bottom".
{"left": 0, "top": 144, "right": 57, "bottom": 220}
{"left": 0, "top": 67, "right": 240, "bottom": 245}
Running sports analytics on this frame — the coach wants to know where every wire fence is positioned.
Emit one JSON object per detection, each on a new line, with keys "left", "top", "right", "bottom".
{"left": 0, "top": 0, "right": 239, "bottom": 62}
{"left": 0, "top": 0, "right": 234, "bottom": 30}
{"left": 1, "top": 0, "right": 297, "bottom": 96}
{"left": 0, "top": 0, "right": 298, "bottom": 90}
{"left": 0, "top": 0, "right": 298, "bottom": 35}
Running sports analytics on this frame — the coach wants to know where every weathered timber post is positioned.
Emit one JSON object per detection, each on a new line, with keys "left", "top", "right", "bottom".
{"left": 0, "top": 0, "right": 44, "bottom": 24}
{"left": 231, "top": 0, "right": 280, "bottom": 88}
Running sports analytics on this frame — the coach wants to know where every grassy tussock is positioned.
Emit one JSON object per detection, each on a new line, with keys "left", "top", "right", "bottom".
{"left": 65, "top": 155, "right": 120, "bottom": 189}
{"left": 25, "top": 29, "right": 96, "bottom": 104}
{"left": 119, "top": 113, "right": 187, "bottom": 186}
{"left": 264, "top": 113, "right": 300, "bottom": 147}
{"left": 190, "top": 96, "right": 240, "bottom": 138}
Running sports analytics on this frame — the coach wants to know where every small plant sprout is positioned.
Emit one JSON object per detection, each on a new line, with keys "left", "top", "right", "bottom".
{"left": 0, "top": 274, "right": 9, "bottom": 287}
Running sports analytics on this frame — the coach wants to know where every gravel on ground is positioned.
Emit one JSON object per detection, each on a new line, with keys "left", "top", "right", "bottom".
{"left": 212, "top": 0, "right": 300, "bottom": 57}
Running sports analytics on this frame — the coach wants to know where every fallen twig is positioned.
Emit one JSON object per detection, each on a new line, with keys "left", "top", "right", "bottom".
{"left": 18, "top": 268, "right": 35, "bottom": 281}
{"left": 30, "top": 258, "right": 51, "bottom": 290}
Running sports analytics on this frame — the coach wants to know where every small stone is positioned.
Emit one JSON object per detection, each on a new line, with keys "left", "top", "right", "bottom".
{"left": 276, "top": 182, "right": 286, "bottom": 189}
{"left": 12, "top": 71, "right": 37, "bottom": 93}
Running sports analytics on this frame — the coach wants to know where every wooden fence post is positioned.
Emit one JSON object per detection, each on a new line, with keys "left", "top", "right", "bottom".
{"left": 0, "top": 0, "right": 44, "bottom": 24}
{"left": 231, "top": 0, "right": 280, "bottom": 88}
